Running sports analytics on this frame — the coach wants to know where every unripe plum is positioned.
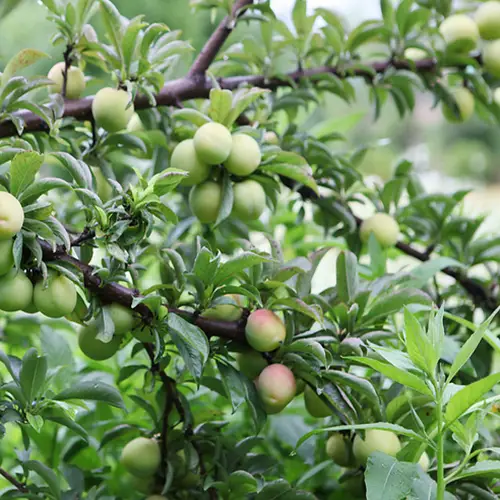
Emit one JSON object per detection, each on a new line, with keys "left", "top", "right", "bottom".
{"left": 441, "top": 87, "right": 475, "bottom": 122}
{"left": 92, "top": 167, "right": 113, "bottom": 202}
{"left": 304, "top": 385, "right": 331, "bottom": 418}
{"left": 127, "top": 113, "right": 144, "bottom": 132}
{"left": 418, "top": 451, "right": 430, "bottom": 471}
{"left": 245, "top": 309, "right": 286, "bottom": 352}
{"left": 202, "top": 294, "right": 244, "bottom": 321}
{"left": 120, "top": 437, "right": 161, "bottom": 477}
{"left": 0, "top": 192, "right": 24, "bottom": 240}
{"left": 0, "top": 270, "right": 33, "bottom": 311}
{"left": 494, "top": 87, "right": 500, "bottom": 106}
{"left": 92, "top": 87, "right": 134, "bottom": 133}
{"left": 232, "top": 180, "right": 266, "bottom": 221}
{"left": 47, "top": 62, "right": 86, "bottom": 99}
{"left": 105, "top": 303, "right": 137, "bottom": 336}
{"left": 439, "top": 14, "right": 479, "bottom": 52}
{"left": 236, "top": 350, "right": 268, "bottom": 379}
{"left": 78, "top": 323, "right": 121, "bottom": 360}
{"left": 193, "top": 122, "right": 232, "bottom": 165}
{"left": 170, "top": 139, "right": 211, "bottom": 186}
{"left": 224, "top": 134, "right": 262, "bottom": 176}
{"left": 189, "top": 181, "right": 223, "bottom": 223}
{"left": 33, "top": 273, "right": 77, "bottom": 318}
{"left": 475, "top": 2, "right": 500, "bottom": 40}
{"left": 404, "top": 48, "right": 427, "bottom": 61}
{"left": 483, "top": 40, "right": 500, "bottom": 77}
{"left": 256, "top": 364, "right": 296, "bottom": 414}
{"left": 263, "top": 131, "right": 279, "bottom": 145}
{"left": 0, "top": 239, "right": 14, "bottom": 276}
{"left": 326, "top": 433, "right": 354, "bottom": 468}
{"left": 359, "top": 213, "right": 400, "bottom": 247}
{"left": 352, "top": 430, "right": 402, "bottom": 466}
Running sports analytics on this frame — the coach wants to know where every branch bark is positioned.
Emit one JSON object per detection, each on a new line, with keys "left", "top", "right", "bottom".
{"left": 0, "top": 467, "right": 28, "bottom": 493}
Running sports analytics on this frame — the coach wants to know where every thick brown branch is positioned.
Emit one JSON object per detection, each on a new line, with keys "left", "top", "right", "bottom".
{"left": 188, "top": 0, "right": 254, "bottom": 77}
{"left": 0, "top": 467, "right": 28, "bottom": 493}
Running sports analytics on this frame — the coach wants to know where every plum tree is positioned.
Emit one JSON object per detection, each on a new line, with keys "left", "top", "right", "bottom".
{"left": 78, "top": 324, "right": 121, "bottom": 360}
{"left": 304, "top": 385, "right": 331, "bottom": 418}
{"left": 236, "top": 350, "right": 268, "bottom": 379}
{"left": 441, "top": 87, "right": 475, "bottom": 122}
{"left": 475, "top": 1, "right": 500, "bottom": 40}
{"left": 120, "top": 437, "right": 161, "bottom": 477}
{"left": 189, "top": 181, "right": 223, "bottom": 223}
{"left": 47, "top": 62, "right": 86, "bottom": 99}
{"left": 0, "top": 270, "right": 33, "bottom": 312}
{"left": 245, "top": 309, "right": 286, "bottom": 352}
{"left": 105, "top": 303, "right": 137, "bottom": 335}
{"left": 326, "top": 434, "right": 354, "bottom": 468}
{"left": 359, "top": 213, "right": 400, "bottom": 248}
{"left": 232, "top": 180, "right": 266, "bottom": 221}
{"left": 483, "top": 40, "right": 500, "bottom": 77}
{"left": 224, "top": 134, "right": 262, "bottom": 176}
{"left": 92, "top": 87, "right": 134, "bottom": 133}
{"left": 0, "top": 239, "right": 14, "bottom": 276}
{"left": 193, "top": 122, "right": 232, "bottom": 165}
{"left": 170, "top": 139, "right": 211, "bottom": 186}
{"left": 202, "top": 294, "right": 244, "bottom": 321}
{"left": 0, "top": 192, "right": 24, "bottom": 240}
{"left": 256, "top": 364, "right": 296, "bottom": 414}
{"left": 33, "top": 273, "right": 77, "bottom": 318}
{"left": 352, "top": 430, "right": 402, "bottom": 466}
{"left": 439, "top": 14, "right": 479, "bottom": 52}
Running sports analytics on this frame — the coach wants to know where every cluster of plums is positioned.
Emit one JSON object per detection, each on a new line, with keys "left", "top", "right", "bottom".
{"left": 171, "top": 122, "right": 267, "bottom": 224}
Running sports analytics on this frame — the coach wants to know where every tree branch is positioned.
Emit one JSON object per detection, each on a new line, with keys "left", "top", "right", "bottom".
{"left": 0, "top": 467, "right": 28, "bottom": 493}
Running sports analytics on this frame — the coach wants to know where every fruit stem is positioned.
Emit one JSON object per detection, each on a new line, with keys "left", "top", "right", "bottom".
{"left": 436, "top": 393, "right": 445, "bottom": 500}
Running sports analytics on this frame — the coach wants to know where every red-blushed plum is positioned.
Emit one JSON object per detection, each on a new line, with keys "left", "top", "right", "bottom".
{"left": 256, "top": 364, "right": 296, "bottom": 414}
{"left": 245, "top": 309, "right": 286, "bottom": 352}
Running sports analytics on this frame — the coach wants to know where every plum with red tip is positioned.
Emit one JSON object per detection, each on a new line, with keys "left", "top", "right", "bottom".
{"left": 256, "top": 364, "right": 296, "bottom": 414}
{"left": 245, "top": 309, "right": 286, "bottom": 352}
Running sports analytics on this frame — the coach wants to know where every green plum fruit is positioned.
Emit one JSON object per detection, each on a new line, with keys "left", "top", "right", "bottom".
{"left": 236, "top": 350, "right": 268, "bottom": 379}
{"left": 304, "top": 385, "right": 331, "bottom": 418}
{"left": 193, "top": 122, "right": 232, "bottom": 164}
{"left": 120, "top": 437, "right": 161, "bottom": 477}
{"left": 475, "top": 1, "right": 500, "bottom": 40}
{"left": 78, "top": 323, "right": 121, "bottom": 361}
{"left": 404, "top": 48, "right": 428, "bottom": 61}
{"left": 352, "top": 430, "right": 402, "bottom": 466}
{"left": 359, "top": 213, "right": 400, "bottom": 247}
{"left": 245, "top": 309, "right": 286, "bottom": 352}
{"left": 170, "top": 139, "right": 211, "bottom": 186}
{"left": 34, "top": 273, "right": 77, "bottom": 318}
{"left": 439, "top": 14, "right": 479, "bottom": 52}
{"left": 326, "top": 433, "right": 354, "bottom": 468}
{"left": 0, "top": 192, "right": 24, "bottom": 240}
{"left": 92, "top": 87, "right": 134, "bottom": 133}
{"left": 0, "top": 270, "right": 33, "bottom": 312}
{"left": 441, "top": 87, "right": 475, "bottom": 122}
{"left": 92, "top": 167, "right": 113, "bottom": 202}
{"left": 202, "top": 294, "right": 244, "bottom": 321}
{"left": 263, "top": 131, "right": 279, "bottom": 145}
{"left": 189, "top": 181, "right": 223, "bottom": 223}
{"left": 105, "top": 303, "right": 137, "bottom": 335}
{"left": 48, "top": 62, "right": 86, "bottom": 99}
{"left": 483, "top": 40, "right": 500, "bottom": 77}
{"left": 418, "top": 451, "right": 430, "bottom": 471}
{"left": 224, "top": 134, "right": 262, "bottom": 176}
{"left": 0, "top": 239, "right": 14, "bottom": 276}
{"left": 256, "top": 364, "right": 296, "bottom": 414}
{"left": 127, "top": 113, "right": 145, "bottom": 132}
{"left": 494, "top": 87, "right": 500, "bottom": 105}
{"left": 232, "top": 180, "right": 266, "bottom": 221}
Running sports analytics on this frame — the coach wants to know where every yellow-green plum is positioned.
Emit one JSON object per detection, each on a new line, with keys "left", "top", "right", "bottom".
{"left": 128, "top": 474, "right": 155, "bottom": 495}
{"left": 34, "top": 273, "right": 77, "bottom": 318}
{"left": 232, "top": 180, "right": 266, "bottom": 221}
{"left": 441, "top": 87, "right": 475, "bottom": 122}
{"left": 304, "top": 385, "right": 331, "bottom": 418}
{"left": 263, "top": 131, "right": 279, "bottom": 145}
{"left": 0, "top": 270, "right": 33, "bottom": 311}
{"left": 494, "top": 87, "right": 500, "bottom": 105}
{"left": 326, "top": 433, "right": 354, "bottom": 468}
{"left": 92, "top": 167, "right": 113, "bottom": 202}
{"left": 236, "top": 350, "right": 268, "bottom": 379}
{"left": 105, "top": 303, "right": 136, "bottom": 335}
{"left": 170, "top": 139, "right": 211, "bottom": 186}
{"left": 0, "top": 239, "right": 14, "bottom": 276}
{"left": 245, "top": 309, "right": 286, "bottom": 352}
{"left": 78, "top": 323, "right": 121, "bottom": 361}
{"left": 120, "top": 437, "right": 161, "bottom": 477}
{"left": 352, "top": 430, "right": 402, "bottom": 466}
{"left": 48, "top": 62, "right": 86, "bottom": 99}
{"left": 483, "top": 40, "right": 500, "bottom": 77}
{"left": 404, "top": 48, "right": 428, "bottom": 61}
{"left": 475, "top": 1, "right": 500, "bottom": 40}
{"left": 193, "top": 122, "right": 232, "bottom": 165}
{"left": 189, "top": 181, "right": 223, "bottom": 223}
{"left": 418, "top": 451, "right": 430, "bottom": 471}
{"left": 126, "top": 113, "right": 144, "bottom": 132}
{"left": 202, "top": 294, "right": 244, "bottom": 321}
{"left": 359, "top": 213, "right": 400, "bottom": 248}
{"left": 256, "top": 364, "right": 296, "bottom": 414}
{"left": 0, "top": 192, "right": 24, "bottom": 240}
{"left": 92, "top": 87, "right": 134, "bottom": 133}
{"left": 224, "top": 134, "right": 262, "bottom": 176}
{"left": 439, "top": 14, "right": 479, "bottom": 52}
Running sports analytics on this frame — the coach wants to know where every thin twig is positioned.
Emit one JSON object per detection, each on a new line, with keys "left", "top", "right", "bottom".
{"left": 61, "top": 44, "right": 74, "bottom": 100}
{"left": 0, "top": 467, "right": 28, "bottom": 493}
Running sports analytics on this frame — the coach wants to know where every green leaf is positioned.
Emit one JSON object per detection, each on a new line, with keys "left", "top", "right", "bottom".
{"left": 9, "top": 152, "right": 44, "bottom": 198}
{"left": 449, "top": 460, "right": 500, "bottom": 483}
{"left": 25, "top": 460, "right": 61, "bottom": 500}
{"left": 208, "top": 88, "right": 233, "bottom": 124}
{"left": 43, "top": 408, "right": 88, "bottom": 440}
{"left": 1, "top": 49, "right": 48, "bottom": 87}
{"left": 54, "top": 380, "right": 126, "bottom": 409}
{"left": 214, "top": 251, "right": 272, "bottom": 285}
{"left": 217, "top": 360, "right": 246, "bottom": 411}
{"left": 406, "top": 257, "right": 466, "bottom": 289}
{"left": 214, "top": 171, "right": 234, "bottom": 227}
{"left": 224, "top": 87, "right": 270, "bottom": 127}
{"left": 261, "top": 161, "right": 318, "bottom": 195}
{"left": 171, "top": 108, "right": 211, "bottom": 127}
{"left": 19, "top": 348, "right": 47, "bottom": 404}
{"left": 19, "top": 177, "right": 72, "bottom": 205}
{"left": 309, "top": 111, "right": 366, "bottom": 139}
{"left": 167, "top": 313, "right": 209, "bottom": 382}
{"left": 445, "top": 373, "right": 500, "bottom": 426}
{"left": 404, "top": 308, "right": 437, "bottom": 376}
{"left": 49, "top": 152, "right": 92, "bottom": 188}
{"left": 336, "top": 251, "right": 358, "bottom": 303}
